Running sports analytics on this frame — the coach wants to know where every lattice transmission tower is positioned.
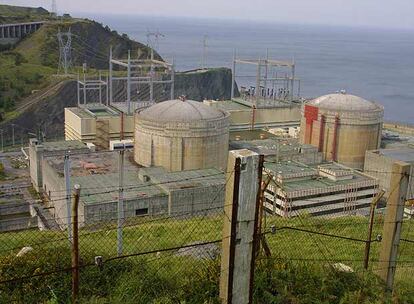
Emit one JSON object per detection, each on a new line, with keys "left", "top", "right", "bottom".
{"left": 146, "top": 29, "right": 164, "bottom": 52}
{"left": 57, "top": 28, "right": 72, "bottom": 75}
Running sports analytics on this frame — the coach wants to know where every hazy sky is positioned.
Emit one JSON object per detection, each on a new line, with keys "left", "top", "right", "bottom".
{"left": 2, "top": 0, "right": 414, "bottom": 30}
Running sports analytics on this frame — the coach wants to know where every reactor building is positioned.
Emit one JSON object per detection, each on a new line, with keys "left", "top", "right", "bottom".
{"left": 300, "top": 91, "right": 384, "bottom": 169}
{"left": 134, "top": 97, "right": 230, "bottom": 172}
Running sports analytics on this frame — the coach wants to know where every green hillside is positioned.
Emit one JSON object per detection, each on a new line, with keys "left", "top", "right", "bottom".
{"left": 0, "top": 6, "right": 156, "bottom": 122}
{"left": 1, "top": 215, "right": 413, "bottom": 303}
{"left": 0, "top": 4, "right": 50, "bottom": 23}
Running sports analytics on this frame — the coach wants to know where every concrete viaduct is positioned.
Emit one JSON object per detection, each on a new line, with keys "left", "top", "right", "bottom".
{"left": 0, "top": 21, "right": 45, "bottom": 45}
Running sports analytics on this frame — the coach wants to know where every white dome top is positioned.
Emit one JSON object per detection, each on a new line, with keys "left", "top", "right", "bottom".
{"left": 138, "top": 99, "right": 227, "bottom": 122}
{"left": 309, "top": 93, "right": 382, "bottom": 112}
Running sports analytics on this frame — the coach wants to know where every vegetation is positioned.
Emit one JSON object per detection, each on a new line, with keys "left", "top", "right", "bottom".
{"left": 0, "top": 4, "right": 156, "bottom": 125}
{"left": 0, "top": 4, "right": 50, "bottom": 23}
{"left": 0, "top": 214, "right": 414, "bottom": 303}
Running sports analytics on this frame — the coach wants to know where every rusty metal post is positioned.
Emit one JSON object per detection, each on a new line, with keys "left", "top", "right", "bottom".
{"left": 71, "top": 184, "right": 81, "bottom": 303}
{"left": 364, "top": 189, "right": 385, "bottom": 269}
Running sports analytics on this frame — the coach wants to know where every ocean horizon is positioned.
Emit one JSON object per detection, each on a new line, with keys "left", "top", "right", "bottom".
{"left": 76, "top": 13, "right": 414, "bottom": 123}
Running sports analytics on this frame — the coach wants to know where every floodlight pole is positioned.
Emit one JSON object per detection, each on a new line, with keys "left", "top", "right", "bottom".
{"left": 127, "top": 50, "right": 131, "bottom": 114}
{"left": 109, "top": 46, "right": 113, "bottom": 105}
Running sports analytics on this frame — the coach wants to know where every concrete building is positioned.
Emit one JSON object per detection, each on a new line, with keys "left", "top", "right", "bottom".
{"left": 229, "top": 132, "right": 322, "bottom": 165}
{"left": 299, "top": 92, "right": 384, "bottom": 169}
{"left": 263, "top": 161, "right": 379, "bottom": 217}
{"left": 64, "top": 104, "right": 137, "bottom": 149}
{"left": 134, "top": 99, "right": 230, "bottom": 172}
{"left": 40, "top": 150, "right": 225, "bottom": 228}
{"left": 204, "top": 98, "right": 301, "bottom": 131}
{"left": 364, "top": 147, "right": 414, "bottom": 201}
{"left": 29, "top": 139, "right": 89, "bottom": 192}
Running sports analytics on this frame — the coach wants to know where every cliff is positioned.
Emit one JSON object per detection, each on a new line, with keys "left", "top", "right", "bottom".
{"left": 1, "top": 67, "right": 236, "bottom": 141}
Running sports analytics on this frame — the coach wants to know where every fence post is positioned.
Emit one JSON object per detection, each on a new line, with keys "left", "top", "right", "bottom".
{"left": 220, "top": 149, "right": 260, "bottom": 304}
{"left": 71, "top": 184, "right": 81, "bottom": 303}
{"left": 377, "top": 161, "right": 410, "bottom": 291}
{"left": 364, "top": 189, "right": 385, "bottom": 270}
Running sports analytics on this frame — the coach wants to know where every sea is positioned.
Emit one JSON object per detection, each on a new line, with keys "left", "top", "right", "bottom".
{"left": 78, "top": 13, "right": 414, "bottom": 123}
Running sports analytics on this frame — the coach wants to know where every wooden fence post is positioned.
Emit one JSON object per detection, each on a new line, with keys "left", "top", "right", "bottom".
{"left": 220, "top": 149, "right": 261, "bottom": 304}
{"left": 377, "top": 161, "right": 410, "bottom": 291}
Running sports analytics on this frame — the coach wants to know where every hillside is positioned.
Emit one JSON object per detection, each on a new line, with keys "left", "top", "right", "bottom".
{"left": 1, "top": 215, "right": 413, "bottom": 303}
{"left": 0, "top": 4, "right": 50, "bottom": 23}
{"left": 0, "top": 6, "right": 158, "bottom": 127}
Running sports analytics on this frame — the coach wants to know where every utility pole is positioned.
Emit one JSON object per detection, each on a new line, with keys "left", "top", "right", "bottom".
{"left": 109, "top": 46, "right": 113, "bottom": 105}
{"left": 202, "top": 35, "right": 208, "bottom": 70}
{"left": 378, "top": 161, "right": 410, "bottom": 291}
{"left": 117, "top": 150, "right": 125, "bottom": 256}
{"left": 64, "top": 153, "right": 72, "bottom": 241}
{"left": 57, "top": 28, "right": 72, "bottom": 75}
{"left": 71, "top": 184, "right": 81, "bottom": 304}
{"left": 220, "top": 149, "right": 261, "bottom": 304}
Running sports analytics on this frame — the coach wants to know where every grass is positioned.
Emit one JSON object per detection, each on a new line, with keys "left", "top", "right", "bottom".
{"left": 1, "top": 213, "right": 414, "bottom": 303}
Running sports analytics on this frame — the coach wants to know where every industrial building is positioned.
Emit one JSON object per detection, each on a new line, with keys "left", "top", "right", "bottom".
{"left": 263, "top": 161, "right": 379, "bottom": 217}
{"left": 37, "top": 150, "right": 224, "bottom": 228}
{"left": 65, "top": 50, "right": 174, "bottom": 149}
{"left": 29, "top": 138, "right": 90, "bottom": 192}
{"left": 364, "top": 147, "right": 414, "bottom": 202}
{"left": 134, "top": 98, "right": 230, "bottom": 172}
{"left": 299, "top": 91, "right": 384, "bottom": 169}
{"left": 229, "top": 131, "right": 322, "bottom": 165}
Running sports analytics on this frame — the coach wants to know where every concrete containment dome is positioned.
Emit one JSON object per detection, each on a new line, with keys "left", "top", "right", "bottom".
{"left": 309, "top": 93, "right": 382, "bottom": 112}
{"left": 299, "top": 92, "right": 384, "bottom": 169}
{"left": 134, "top": 99, "right": 230, "bottom": 172}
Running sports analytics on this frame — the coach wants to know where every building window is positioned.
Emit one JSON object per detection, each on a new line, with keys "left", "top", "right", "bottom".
{"left": 135, "top": 208, "right": 149, "bottom": 216}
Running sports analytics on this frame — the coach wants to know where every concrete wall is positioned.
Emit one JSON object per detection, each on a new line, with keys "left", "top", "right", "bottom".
{"left": 300, "top": 107, "right": 383, "bottom": 169}
{"left": 364, "top": 150, "right": 414, "bottom": 199}
{"left": 228, "top": 106, "right": 301, "bottom": 131}
{"left": 135, "top": 114, "right": 230, "bottom": 172}
{"left": 84, "top": 195, "right": 168, "bottom": 223}
{"left": 29, "top": 140, "right": 43, "bottom": 192}
{"left": 168, "top": 184, "right": 224, "bottom": 216}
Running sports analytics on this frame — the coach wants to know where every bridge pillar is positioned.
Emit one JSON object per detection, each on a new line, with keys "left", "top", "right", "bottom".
{"left": 0, "top": 27, "right": 4, "bottom": 39}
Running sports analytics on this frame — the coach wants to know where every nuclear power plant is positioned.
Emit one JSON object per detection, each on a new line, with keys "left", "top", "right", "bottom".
{"left": 299, "top": 91, "right": 384, "bottom": 169}
{"left": 34, "top": 51, "right": 391, "bottom": 224}
{"left": 134, "top": 97, "right": 230, "bottom": 172}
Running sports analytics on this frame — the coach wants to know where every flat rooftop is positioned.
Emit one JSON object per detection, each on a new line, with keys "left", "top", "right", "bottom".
{"left": 67, "top": 104, "right": 120, "bottom": 119}
{"left": 46, "top": 150, "right": 138, "bottom": 177}
{"left": 265, "top": 161, "right": 376, "bottom": 193}
{"left": 139, "top": 167, "right": 225, "bottom": 191}
{"left": 41, "top": 140, "right": 88, "bottom": 152}
{"left": 230, "top": 137, "right": 316, "bottom": 156}
{"left": 72, "top": 172, "right": 166, "bottom": 205}
{"left": 205, "top": 98, "right": 300, "bottom": 111}
{"left": 372, "top": 147, "right": 414, "bottom": 163}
